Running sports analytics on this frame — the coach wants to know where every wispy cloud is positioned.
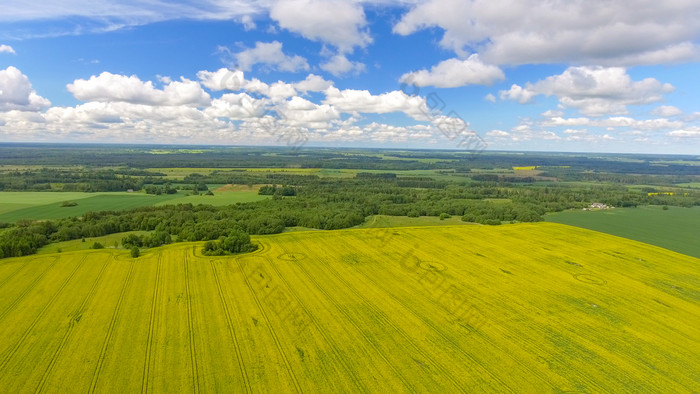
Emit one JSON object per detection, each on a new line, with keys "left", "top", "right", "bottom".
{"left": 0, "top": 44, "right": 15, "bottom": 54}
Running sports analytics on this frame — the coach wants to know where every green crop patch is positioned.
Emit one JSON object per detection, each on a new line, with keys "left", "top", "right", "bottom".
{"left": 546, "top": 205, "right": 700, "bottom": 259}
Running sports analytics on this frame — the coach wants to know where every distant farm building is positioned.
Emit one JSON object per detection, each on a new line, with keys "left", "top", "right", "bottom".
{"left": 584, "top": 202, "right": 613, "bottom": 211}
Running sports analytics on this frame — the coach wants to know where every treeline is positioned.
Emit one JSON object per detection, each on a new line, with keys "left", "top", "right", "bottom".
{"left": 471, "top": 174, "right": 535, "bottom": 183}
{"left": 184, "top": 171, "right": 318, "bottom": 186}
{"left": 2, "top": 175, "right": 700, "bottom": 259}
{"left": 4, "top": 144, "right": 700, "bottom": 176}
{"left": 0, "top": 168, "right": 144, "bottom": 192}
{"left": 258, "top": 185, "right": 297, "bottom": 196}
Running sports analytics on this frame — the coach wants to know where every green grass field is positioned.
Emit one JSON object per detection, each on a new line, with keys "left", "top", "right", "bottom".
{"left": 36, "top": 231, "right": 151, "bottom": 254}
{"left": 0, "top": 223, "right": 698, "bottom": 392}
{"left": 0, "top": 193, "right": 181, "bottom": 223}
{"left": 0, "top": 189, "right": 270, "bottom": 223}
{"left": 676, "top": 182, "right": 700, "bottom": 189}
{"left": 546, "top": 205, "right": 700, "bottom": 259}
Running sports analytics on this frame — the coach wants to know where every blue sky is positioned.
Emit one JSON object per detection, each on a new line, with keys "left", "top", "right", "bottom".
{"left": 1, "top": 0, "right": 699, "bottom": 154}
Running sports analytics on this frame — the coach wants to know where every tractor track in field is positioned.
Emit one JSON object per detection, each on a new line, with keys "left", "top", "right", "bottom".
{"left": 0, "top": 260, "right": 31, "bottom": 291}
{"left": 210, "top": 260, "right": 252, "bottom": 394}
{"left": 237, "top": 258, "right": 303, "bottom": 394}
{"left": 184, "top": 256, "right": 200, "bottom": 394}
{"left": 35, "top": 257, "right": 112, "bottom": 394}
{"left": 263, "top": 251, "right": 369, "bottom": 394}
{"left": 0, "top": 256, "right": 85, "bottom": 373}
{"left": 141, "top": 256, "right": 163, "bottom": 394}
{"left": 292, "top": 257, "right": 418, "bottom": 393}
{"left": 437, "top": 233, "right": 613, "bottom": 390}
{"left": 0, "top": 256, "right": 59, "bottom": 323}
{"left": 317, "top": 256, "right": 467, "bottom": 393}
{"left": 348, "top": 262, "right": 517, "bottom": 392}
{"left": 89, "top": 259, "right": 136, "bottom": 393}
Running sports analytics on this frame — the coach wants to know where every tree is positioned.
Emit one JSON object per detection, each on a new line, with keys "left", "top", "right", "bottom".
{"left": 202, "top": 229, "right": 257, "bottom": 256}
{"left": 258, "top": 185, "right": 276, "bottom": 195}
{"left": 91, "top": 242, "right": 104, "bottom": 249}
{"left": 130, "top": 246, "right": 140, "bottom": 258}
{"left": 122, "top": 234, "right": 143, "bottom": 248}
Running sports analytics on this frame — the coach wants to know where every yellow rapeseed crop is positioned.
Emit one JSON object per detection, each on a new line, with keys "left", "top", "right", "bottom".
{"left": 0, "top": 223, "right": 698, "bottom": 392}
{"left": 512, "top": 166, "right": 537, "bottom": 170}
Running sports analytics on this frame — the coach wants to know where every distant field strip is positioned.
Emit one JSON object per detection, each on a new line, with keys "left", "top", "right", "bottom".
{"left": 0, "top": 193, "right": 180, "bottom": 222}
{"left": 0, "top": 223, "right": 699, "bottom": 392}
{"left": 547, "top": 205, "right": 700, "bottom": 258}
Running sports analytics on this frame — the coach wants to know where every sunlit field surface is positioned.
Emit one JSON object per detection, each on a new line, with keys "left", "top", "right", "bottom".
{"left": 0, "top": 223, "right": 698, "bottom": 392}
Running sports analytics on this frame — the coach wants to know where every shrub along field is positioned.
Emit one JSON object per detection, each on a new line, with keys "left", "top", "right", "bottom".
{"left": 0, "top": 223, "right": 697, "bottom": 392}
{"left": 546, "top": 205, "right": 700, "bottom": 259}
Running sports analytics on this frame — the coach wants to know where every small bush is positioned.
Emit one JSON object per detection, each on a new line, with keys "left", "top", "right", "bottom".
{"left": 91, "top": 242, "right": 104, "bottom": 249}
{"left": 130, "top": 246, "right": 140, "bottom": 258}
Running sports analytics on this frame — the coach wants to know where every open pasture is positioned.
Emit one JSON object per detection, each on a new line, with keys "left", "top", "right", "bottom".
{"left": 0, "top": 223, "right": 698, "bottom": 392}
{"left": 546, "top": 205, "right": 700, "bottom": 259}
{"left": 0, "top": 192, "right": 180, "bottom": 223}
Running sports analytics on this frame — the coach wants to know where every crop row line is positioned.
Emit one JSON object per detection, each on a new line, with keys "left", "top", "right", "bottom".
{"left": 237, "top": 258, "right": 303, "bottom": 394}
{"left": 291, "top": 255, "right": 417, "bottom": 392}
{"left": 209, "top": 260, "right": 252, "bottom": 394}
{"left": 184, "top": 255, "right": 200, "bottom": 394}
{"left": 349, "top": 256, "right": 516, "bottom": 392}
{"left": 0, "top": 260, "right": 30, "bottom": 292}
{"left": 141, "top": 255, "right": 163, "bottom": 394}
{"left": 319, "top": 254, "right": 467, "bottom": 393}
{"left": 35, "top": 256, "right": 112, "bottom": 393}
{"left": 0, "top": 256, "right": 59, "bottom": 323}
{"left": 261, "top": 247, "right": 369, "bottom": 394}
{"left": 0, "top": 256, "right": 85, "bottom": 372}
{"left": 89, "top": 259, "right": 136, "bottom": 393}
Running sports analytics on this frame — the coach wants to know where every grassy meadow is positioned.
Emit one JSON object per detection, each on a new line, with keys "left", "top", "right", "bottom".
{"left": 0, "top": 223, "right": 698, "bottom": 392}
{"left": 546, "top": 205, "right": 700, "bottom": 259}
{"left": 36, "top": 231, "right": 151, "bottom": 255}
{"left": 0, "top": 193, "right": 181, "bottom": 223}
{"left": 0, "top": 187, "right": 270, "bottom": 223}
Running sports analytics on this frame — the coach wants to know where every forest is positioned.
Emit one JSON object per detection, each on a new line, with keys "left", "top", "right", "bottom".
{"left": 1, "top": 144, "right": 699, "bottom": 258}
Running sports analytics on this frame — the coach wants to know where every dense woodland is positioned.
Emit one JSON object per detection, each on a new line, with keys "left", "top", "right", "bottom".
{"left": 1, "top": 144, "right": 699, "bottom": 258}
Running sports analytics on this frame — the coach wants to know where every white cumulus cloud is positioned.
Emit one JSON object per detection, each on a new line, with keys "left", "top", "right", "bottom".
{"left": 323, "top": 86, "right": 428, "bottom": 121}
{"left": 320, "top": 54, "right": 366, "bottom": 77}
{"left": 67, "top": 72, "right": 211, "bottom": 107}
{"left": 294, "top": 74, "right": 334, "bottom": 93}
{"left": 500, "top": 66, "right": 674, "bottom": 116}
{"left": 400, "top": 55, "right": 504, "bottom": 88}
{"left": 651, "top": 105, "right": 683, "bottom": 117}
{"left": 270, "top": 0, "right": 372, "bottom": 52}
{"left": 394, "top": 0, "right": 700, "bottom": 66}
{"left": 0, "top": 66, "right": 51, "bottom": 111}
{"left": 227, "top": 41, "right": 309, "bottom": 72}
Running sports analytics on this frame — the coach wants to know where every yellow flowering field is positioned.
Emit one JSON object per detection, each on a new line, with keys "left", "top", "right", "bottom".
{"left": 0, "top": 223, "right": 698, "bottom": 392}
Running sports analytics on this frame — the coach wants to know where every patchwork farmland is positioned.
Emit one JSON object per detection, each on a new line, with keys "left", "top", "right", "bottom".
{"left": 0, "top": 223, "right": 698, "bottom": 392}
